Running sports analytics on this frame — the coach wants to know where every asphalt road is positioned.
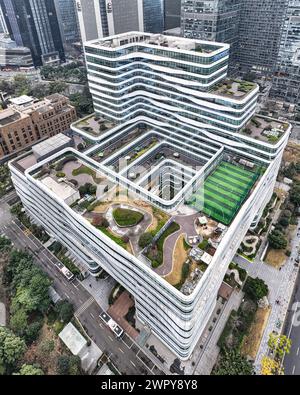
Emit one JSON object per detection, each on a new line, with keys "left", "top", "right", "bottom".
{"left": 284, "top": 267, "right": 300, "bottom": 375}
{"left": 0, "top": 199, "right": 164, "bottom": 375}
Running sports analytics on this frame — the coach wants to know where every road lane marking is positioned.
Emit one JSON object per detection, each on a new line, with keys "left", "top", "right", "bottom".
{"left": 297, "top": 347, "right": 299, "bottom": 356}
{"left": 118, "top": 348, "right": 124, "bottom": 354}
{"left": 90, "top": 313, "right": 95, "bottom": 319}
{"left": 130, "top": 361, "right": 136, "bottom": 367}
{"left": 64, "top": 292, "right": 70, "bottom": 299}
{"left": 99, "top": 323, "right": 103, "bottom": 328}
{"left": 292, "top": 365, "right": 295, "bottom": 374}
{"left": 108, "top": 335, "right": 114, "bottom": 342}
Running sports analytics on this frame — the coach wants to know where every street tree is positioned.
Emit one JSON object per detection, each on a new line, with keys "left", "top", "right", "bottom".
{"left": 55, "top": 300, "right": 74, "bottom": 323}
{"left": 261, "top": 356, "right": 284, "bottom": 375}
{"left": 268, "top": 333, "right": 292, "bottom": 359}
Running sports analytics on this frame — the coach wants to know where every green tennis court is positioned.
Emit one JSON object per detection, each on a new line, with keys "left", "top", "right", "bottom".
{"left": 187, "top": 161, "right": 260, "bottom": 225}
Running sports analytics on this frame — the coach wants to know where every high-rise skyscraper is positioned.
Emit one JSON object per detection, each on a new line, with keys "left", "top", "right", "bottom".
{"left": 0, "top": 4, "right": 8, "bottom": 34}
{"left": 181, "top": 0, "right": 289, "bottom": 77}
{"left": 238, "top": 0, "right": 288, "bottom": 75}
{"left": 164, "top": 0, "right": 181, "bottom": 30}
{"left": 75, "top": 0, "right": 164, "bottom": 42}
{"left": 181, "top": 0, "right": 241, "bottom": 71}
{"left": 54, "top": 0, "right": 80, "bottom": 46}
{"left": 0, "top": 0, "right": 65, "bottom": 66}
{"left": 143, "top": 0, "right": 164, "bottom": 33}
{"left": 270, "top": 0, "right": 300, "bottom": 104}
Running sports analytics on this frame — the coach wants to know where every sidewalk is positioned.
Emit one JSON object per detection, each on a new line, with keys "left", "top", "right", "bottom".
{"left": 234, "top": 219, "right": 300, "bottom": 373}
{"left": 81, "top": 274, "right": 116, "bottom": 311}
{"left": 191, "top": 290, "right": 243, "bottom": 375}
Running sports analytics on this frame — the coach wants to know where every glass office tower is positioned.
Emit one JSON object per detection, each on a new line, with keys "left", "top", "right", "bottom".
{"left": 0, "top": 0, "right": 65, "bottom": 66}
{"left": 238, "top": 0, "right": 288, "bottom": 75}
{"left": 181, "top": 0, "right": 241, "bottom": 73}
{"left": 271, "top": 0, "right": 300, "bottom": 104}
{"left": 54, "top": 0, "right": 80, "bottom": 45}
{"left": 143, "top": 0, "right": 164, "bottom": 33}
{"left": 164, "top": 0, "right": 181, "bottom": 30}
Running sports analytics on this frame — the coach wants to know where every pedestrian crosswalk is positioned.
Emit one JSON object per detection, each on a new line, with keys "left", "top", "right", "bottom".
{"left": 74, "top": 296, "right": 95, "bottom": 317}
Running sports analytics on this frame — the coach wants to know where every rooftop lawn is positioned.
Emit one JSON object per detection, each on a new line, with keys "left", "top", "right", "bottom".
{"left": 113, "top": 207, "right": 144, "bottom": 227}
{"left": 187, "top": 161, "right": 260, "bottom": 225}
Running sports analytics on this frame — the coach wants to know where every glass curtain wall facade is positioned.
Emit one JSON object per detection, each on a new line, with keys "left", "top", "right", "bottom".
{"left": 270, "top": 0, "right": 300, "bottom": 104}
{"left": 164, "top": 0, "right": 181, "bottom": 30}
{"left": 238, "top": 0, "right": 288, "bottom": 75}
{"left": 0, "top": 0, "right": 65, "bottom": 66}
{"left": 0, "top": 4, "right": 8, "bottom": 33}
{"left": 181, "top": 0, "right": 241, "bottom": 73}
{"left": 143, "top": 0, "right": 164, "bottom": 33}
{"left": 54, "top": 0, "right": 80, "bottom": 45}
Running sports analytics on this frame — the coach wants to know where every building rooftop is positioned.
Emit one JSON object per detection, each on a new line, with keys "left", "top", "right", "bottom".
{"left": 72, "top": 113, "right": 117, "bottom": 137}
{"left": 40, "top": 176, "right": 79, "bottom": 203}
{"left": 59, "top": 323, "right": 87, "bottom": 356}
{"left": 212, "top": 79, "right": 257, "bottom": 99}
{"left": 26, "top": 128, "right": 265, "bottom": 293}
{"left": 239, "top": 115, "right": 290, "bottom": 144}
{"left": 87, "top": 32, "right": 228, "bottom": 55}
{"left": 32, "top": 133, "right": 72, "bottom": 158}
{"left": 0, "top": 108, "right": 22, "bottom": 126}
{"left": 9, "top": 95, "right": 34, "bottom": 106}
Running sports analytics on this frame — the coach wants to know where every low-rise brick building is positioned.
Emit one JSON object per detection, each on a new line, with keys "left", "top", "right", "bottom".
{"left": 0, "top": 93, "right": 77, "bottom": 160}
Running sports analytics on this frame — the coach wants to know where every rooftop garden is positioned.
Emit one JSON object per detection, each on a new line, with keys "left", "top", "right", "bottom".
{"left": 213, "top": 79, "right": 256, "bottom": 98}
{"left": 112, "top": 207, "right": 144, "bottom": 227}
{"left": 74, "top": 114, "right": 116, "bottom": 136}
{"left": 144, "top": 221, "right": 180, "bottom": 268}
{"left": 240, "top": 116, "right": 289, "bottom": 144}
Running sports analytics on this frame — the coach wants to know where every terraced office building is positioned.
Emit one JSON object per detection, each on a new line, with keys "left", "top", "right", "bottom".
{"left": 10, "top": 33, "right": 291, "bottom": 360}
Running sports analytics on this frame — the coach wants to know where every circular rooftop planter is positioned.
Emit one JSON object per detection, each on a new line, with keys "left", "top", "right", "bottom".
{"left": 112, "top": 207, "right": 144, "bottom": 228}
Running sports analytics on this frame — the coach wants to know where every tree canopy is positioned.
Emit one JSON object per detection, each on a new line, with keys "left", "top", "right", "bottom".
{"left": 55, "top": 300, "right": 74, "bottom": 323}
{"left": 213, "top": 348, "right": 254, "bottom": 375}
{"left": 0, "top": 327, "right": 26, "bottom": 368}
{"left": 268, "top": 334, "right": 292, "bottom": 359}
{"left": 243, "top": 276, "right": 269, "bottom": 302}
{"left": 15, "top": 364, "right": 44, "bottom": 376}
{"left": 138, "top": 232, "right": 153, "bottom": 248}
{"left": 268, "top": 229, "right": 288, "bottom": 250}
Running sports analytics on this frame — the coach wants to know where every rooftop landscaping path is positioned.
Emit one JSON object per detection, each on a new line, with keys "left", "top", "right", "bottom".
{"left": 74, "top": 114, "right": 116, "bottom": 136}
{"left": 85, "top": 203, "right": 153, "bottom": 256}
{"left": 163, "top": 234, "right": 189, "bottom": 285}
{"left": 153, "top": 212, "right": 199, "bottom": 277}
{"left": 62, "top": 160, "right": 104, "bottom": 197}
{"left": 187, "top": 161, "right": 260, "bottom": 225}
